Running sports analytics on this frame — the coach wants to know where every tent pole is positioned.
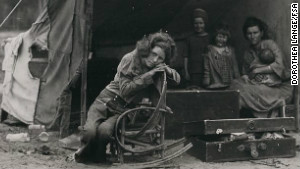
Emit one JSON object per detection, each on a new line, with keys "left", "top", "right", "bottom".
{"left": 80, "top": 0, "right": 94, "bottom": 128}
{"left": 295, "top": 85, "right": 299, "bottom": 132}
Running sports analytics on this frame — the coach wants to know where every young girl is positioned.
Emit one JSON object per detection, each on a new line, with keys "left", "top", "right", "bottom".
{"left": 184, "top": 8, "right": 210, "bottom": 88}
{"left": 203, "top": 23, "right": 240, "bottom": 89}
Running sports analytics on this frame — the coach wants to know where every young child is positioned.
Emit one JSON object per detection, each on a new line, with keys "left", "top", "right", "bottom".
{"left": 249, "top": 48, "right": 282, "bottom": 86}
{"left": 203, "top": 23, "right": 240, "bottom": 89}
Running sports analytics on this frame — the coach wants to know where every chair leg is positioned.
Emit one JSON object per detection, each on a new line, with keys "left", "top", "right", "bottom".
{"left": 160, "top": 112, "right": 165, "bottom": 158}
{"left": 119, "top": 118, "right": 125, "bottom": 164}
{"left": 118, "top": 146, "right": 124, "bottom": 164}
{"left": 279, "top": 105, "right": 286, "bottom": 117}
{"left": 278, "top": 100, "right": 286, "bottom": 117}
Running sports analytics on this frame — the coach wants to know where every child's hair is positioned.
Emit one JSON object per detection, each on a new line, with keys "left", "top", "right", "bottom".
{"left": 259, "top": 48, "right": 275, "bottom": 64}
{"left": 212, "top": 22, "right": 231, "bottom": 45}
{"left": 193, "top": 8, "right": 208, "bottom": 24}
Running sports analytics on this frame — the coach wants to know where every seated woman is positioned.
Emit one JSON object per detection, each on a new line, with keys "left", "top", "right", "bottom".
{"left": 231, "top": 17, "right": 293, "bottom": 118}
{"left": 203, "top": 23, "right": 240, "bottom": 89}
{"left": 74, "top": 32, "right": 180, "bottom": 163}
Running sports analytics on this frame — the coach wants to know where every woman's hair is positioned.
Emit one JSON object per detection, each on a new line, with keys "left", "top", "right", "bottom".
{"left": 242, "top": 16, "right": 270, "bottom": 40}
{"left": 136, "top": 35, "right": 151, "bottom": 58}
{"left": 136, "top": 31, "right": 177, "bottom": 65}
{"left": 212, "top": 22, "right": 231, "bottom": 45}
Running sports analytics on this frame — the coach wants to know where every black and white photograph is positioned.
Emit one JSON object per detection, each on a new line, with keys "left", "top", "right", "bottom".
{"left": 0, "top": 0, "right": 299, "bottom": 168}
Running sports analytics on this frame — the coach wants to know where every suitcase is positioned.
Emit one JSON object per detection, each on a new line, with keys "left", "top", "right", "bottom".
{"left": 188, "top": 135, "right": 296, "bottom": 162}
{"left": 166, "top": 90, "right": 296, "bottom": 162}
{"left": 183, "top": 117, "right": 296, "bottom": 162}
{"left": 174, "top": 90, "right": 297, "bottom": 162}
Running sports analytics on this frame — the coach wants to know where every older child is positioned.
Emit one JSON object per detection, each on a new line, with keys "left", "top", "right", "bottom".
{"left": 203, "top": 23, "right": 240, "bottom": 89}
{"left": 184, "top": 8, "right": 210, "bottom": 88}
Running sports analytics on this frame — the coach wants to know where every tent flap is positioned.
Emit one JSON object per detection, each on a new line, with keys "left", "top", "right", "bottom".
{"left": 34, "top": 0, "right": 89, "bottom": 128}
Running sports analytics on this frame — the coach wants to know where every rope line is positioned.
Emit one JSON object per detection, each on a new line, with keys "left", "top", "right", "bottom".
{"left": 0, "top": 0, "right": 23, "bottom": 28}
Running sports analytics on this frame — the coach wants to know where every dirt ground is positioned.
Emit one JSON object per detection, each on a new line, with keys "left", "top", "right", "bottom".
{"left": 0, "top": 123, "right": 299, "bottom": 169}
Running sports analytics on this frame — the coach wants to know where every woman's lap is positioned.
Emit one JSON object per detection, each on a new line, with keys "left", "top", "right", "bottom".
{"left": 231, "top": 79, "right": 293, "bottom": 113}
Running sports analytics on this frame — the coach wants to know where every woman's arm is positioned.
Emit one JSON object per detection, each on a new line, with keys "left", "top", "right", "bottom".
{"left": 251, "top": 65, "right": 273, "bottom": 74}
{"left": 119, "top": 68, "right": 163, "bottom": 98}
{"left": 265, "top": 40, "right": 285, "bottom": 78}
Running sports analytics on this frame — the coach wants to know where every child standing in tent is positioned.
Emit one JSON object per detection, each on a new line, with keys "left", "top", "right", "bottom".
{"left": 203, "top": 23, "right": 240, "bottom": 89}
{"left": 184, "top": 8, "right": 210, "bottom": 88}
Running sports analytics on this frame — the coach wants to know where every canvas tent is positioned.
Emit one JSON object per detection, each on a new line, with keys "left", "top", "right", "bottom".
{"left": 1, "top": 0, "right": 93, "bottom": 128}
{"left": 1, "top": 0, "right": 296, "bottom": 129}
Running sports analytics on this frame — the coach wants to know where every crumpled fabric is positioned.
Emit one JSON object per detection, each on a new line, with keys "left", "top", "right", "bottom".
{"left": 2, "top": 33, "right": 24, "bottom": 95}
{"left": 1, "top": 31, "right": 40, "bottom": 124}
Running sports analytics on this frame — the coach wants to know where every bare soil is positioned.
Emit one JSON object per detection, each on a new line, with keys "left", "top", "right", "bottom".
{"left": 0, "top": 123, "right": 299, "bottom": 169}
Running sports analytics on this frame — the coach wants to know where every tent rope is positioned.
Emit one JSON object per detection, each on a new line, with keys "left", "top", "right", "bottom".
{"left": 0, "top": 0, "right": 23, "bottom": 28}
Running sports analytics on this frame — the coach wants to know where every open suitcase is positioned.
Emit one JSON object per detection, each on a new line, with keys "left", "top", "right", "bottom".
{"left": 166, "top": 90, "right": 297, "bottom": 162}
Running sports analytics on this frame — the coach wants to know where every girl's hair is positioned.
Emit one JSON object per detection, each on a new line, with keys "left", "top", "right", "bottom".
{"left": 212, "top": 22, "right": 231, "bottom": 45}
{"left": 242, "top": 16, "right": 270, "bottom": 40}
{"left": 193, "top": 8, "right": 208, "bottom": 25}
{"left": 136, "top": 31, "right": 177, "bottom": 65}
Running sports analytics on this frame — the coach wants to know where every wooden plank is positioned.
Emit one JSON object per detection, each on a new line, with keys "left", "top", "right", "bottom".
{"left": 183, "top": 117, "right": 296, "bottom": 135}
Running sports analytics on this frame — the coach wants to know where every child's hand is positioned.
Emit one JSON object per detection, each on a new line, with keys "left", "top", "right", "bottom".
{"left": 241, "top": 75, "right": 250, "bottom": 82}
{"left": 254, "top": 74, "right": 265, "bottom": 82}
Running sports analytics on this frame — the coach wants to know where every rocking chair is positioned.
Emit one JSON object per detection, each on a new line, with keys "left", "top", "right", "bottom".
{"left": 113, "top": 72, "right": 190, "bottom": 164}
